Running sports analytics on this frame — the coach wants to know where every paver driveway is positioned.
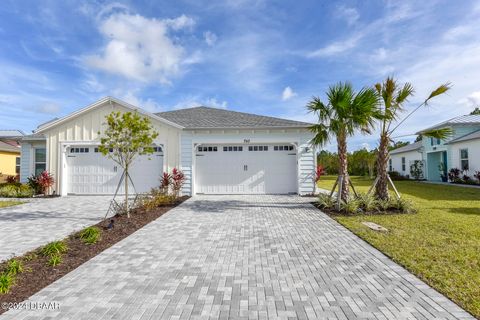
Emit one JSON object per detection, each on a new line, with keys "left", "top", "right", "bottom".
{"left": 0, "top": 196, "right": 111, "bottom": 262}
{"left": 1, "top": 195, "right": 473, "bottom": 319}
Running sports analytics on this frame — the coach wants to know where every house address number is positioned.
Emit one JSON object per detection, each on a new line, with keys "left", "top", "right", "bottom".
{"left": 243, "top": 139, "right": 250, "bottom": 143}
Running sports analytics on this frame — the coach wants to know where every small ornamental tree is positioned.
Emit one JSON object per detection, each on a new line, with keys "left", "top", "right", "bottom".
{"left": 98, "top": 111, "right": 159, "bottom": 217}
{"left": 171, "top": 168, "right": 186, "bottom": 197}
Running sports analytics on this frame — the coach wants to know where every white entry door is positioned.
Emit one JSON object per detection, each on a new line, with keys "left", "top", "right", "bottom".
{"left": 195, "top": 144, "right": 297, "bottom": 194}
{"left": 66, "top": 146, "right": 163, "bottom": 194}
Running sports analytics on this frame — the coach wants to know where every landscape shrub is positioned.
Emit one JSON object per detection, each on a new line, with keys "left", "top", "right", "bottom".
{"left": 340, "top": 199, "right": 360, "bottom": 214}
{"left": 41, "top": 241, "right": 68, "bottom": 257}
{"left": 0, "top": 184, "right": 34, "bottom": 198}
{"left": 79, "top": 226, "right": 101, "bottom": 244}
{"left": 37, "top": 171, "right": 55, "bottom": 195}
{"left": 48, "top": 254, "right": 62, "bottom": 267}
{"left": 357, "top": 193, "right": 378, "bottom": 212}
{"left": 475, "top": 171, "right": 480, "bottom": 183}
{"left": 317, "top": 193, "right": 336, "bottom": 209}
{"left": 0, "top": 272, "right": 14, "bottom": 294}
{"left": 142, "top": 193, "right": 177, "bottom": 212}
{"left": 171, "top": 168, "right": 185, "bottom": 197}
{"left": 5, "top": 175, "right": 19, "bottom": 183}
{"left": 27, "top": 174, "right": 42, "bottom": 194}
{"left": 448, "top": 168, "right": 461, "bottom": 183}
{"left": 5, "top": 259, "right": 23, "bottom": 276}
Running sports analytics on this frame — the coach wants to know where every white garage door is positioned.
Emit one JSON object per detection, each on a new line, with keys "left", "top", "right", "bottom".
{"left": 66, "top": 146, "right": 163, "bottom": 195}
{"left": 195, "top": 144, "right": 297, "bottom": 194}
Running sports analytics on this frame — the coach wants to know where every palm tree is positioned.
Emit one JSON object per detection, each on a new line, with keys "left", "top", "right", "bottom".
{"left": 374, "top": 77, "right": 452, "bottom": 200}
{"left": 308, "top": 82, "right": 380, "bottom": 203}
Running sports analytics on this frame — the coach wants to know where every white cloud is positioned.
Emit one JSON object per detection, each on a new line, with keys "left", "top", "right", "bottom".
{"left": 336, "top": 5, "right": 359, "bottom": 25}
{"left": 281, "top": 86, "right": 297, "bottom": 101}
{"left": 119, "top": 90, "right": 163, "bottom": 113}
{"left": 84, "top": 13, "right": 196, "bottom": 84}
{"left": 204, "top": 31, "right": 217, "bottom": 46}
{"left": 171, "top": 96, "right": 228, "bottom": 110}
{"left": 35, "top": 102, "right": 61, "bottom": 114}
{"left": 461, "top": 91, "right": 480, "bottom": 107}
{"left": 307, "top": 34, "right": 361, "bottom": 57}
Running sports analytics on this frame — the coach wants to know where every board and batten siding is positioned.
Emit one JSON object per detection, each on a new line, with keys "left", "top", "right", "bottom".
{"left": 39, "top": 101, "right": 181, "bottom": 195}
{"left": 20, "top": 141, "right": 46, "bottom": 183}
{"left": 180, "top": 128, "right": 315, "bottom": 195}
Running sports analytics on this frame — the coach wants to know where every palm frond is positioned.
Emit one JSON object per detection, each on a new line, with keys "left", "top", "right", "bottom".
{"left": 309, "top": 123, "right": 330, "bottom": 146}
{"left": 395, "top": 82, "right": 414, "bottom": 104}
{"left": 422, "top": 127, "right": 453, "bottom": 139}
{"left": 425, "top": 83, "right": 452, "bottom": 104}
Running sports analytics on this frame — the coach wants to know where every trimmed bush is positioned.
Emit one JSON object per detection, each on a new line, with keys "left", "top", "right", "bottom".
{"left": 0, "top": 183, "right": 34, "bottom": 198}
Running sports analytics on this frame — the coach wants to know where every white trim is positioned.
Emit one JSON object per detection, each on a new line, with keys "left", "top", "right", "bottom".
{"left": 35, "top": 97, "right": 184, "bottom": 134}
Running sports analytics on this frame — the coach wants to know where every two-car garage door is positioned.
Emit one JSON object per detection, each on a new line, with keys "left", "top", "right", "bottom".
{"left": 195, "top": 144, "right": 297, "bottom": 194}
{"left": 66, "top": 146, "right": 163, "bottom": 194}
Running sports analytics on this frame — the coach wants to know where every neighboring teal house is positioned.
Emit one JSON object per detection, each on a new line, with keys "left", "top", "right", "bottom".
{"left": 417, "top": 114, "right": 480, "bottom": 181}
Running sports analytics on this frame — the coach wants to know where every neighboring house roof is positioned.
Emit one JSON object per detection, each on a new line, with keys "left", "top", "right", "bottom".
{"left": 35, "top": 97, "right": 184, "bottom": 133}
{"left": 0, "top": 141, "right": 20, "bottom": 153}
{"left": 417, "top": 114, "right": 480, "bottom": 133}
{"left": 390, "top": 141, "right": 423, "bottom": 155}
{"left": 156, "top": 106, "right": 312, "bottom": 129}
{"left": 445, "top": 129, "right": 480, "bottom": 144}
{"left": 21, "top": 133, "right": 46, "bottom": 141}
{"left": 0, "top": 130, "right": 25, "bottom": 138}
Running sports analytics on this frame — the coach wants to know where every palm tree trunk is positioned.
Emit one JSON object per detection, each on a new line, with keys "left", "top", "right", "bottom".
{"left": 337, "top": 133, "right": 349, "bottom": 202}
{"left": 375, "top": 133, "right": 389, "bottom": 200}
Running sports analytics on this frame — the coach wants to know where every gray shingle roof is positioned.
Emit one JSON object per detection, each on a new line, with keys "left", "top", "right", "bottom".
{"left": 0, "top": 141, "right": 20, "bottom": 153}
{"left": 418, "top": 114, "right": 480, "bottom": 133}
{"left": 0, "top": 130, "right": 25, "bottom": 138}
{"left": 390, "top": 141, "right": 423, "bottom": 155}
{"left": 445, "top": 129, "right": 480, "bottom": 144}
{"left": 156, "top": 107, "right": 312, "bottom": 129}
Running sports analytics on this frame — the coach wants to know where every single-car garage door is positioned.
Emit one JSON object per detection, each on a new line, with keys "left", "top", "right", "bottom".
{"left": 195, "top": 144, "right": 297, "bottom": 194}
{"left": 66, "top": 146, "right": 163, "bottom": 194}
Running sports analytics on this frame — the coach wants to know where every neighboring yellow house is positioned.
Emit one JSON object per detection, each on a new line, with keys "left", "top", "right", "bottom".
{"left": 0, "top": 141, "right": 21, "bottom": 182}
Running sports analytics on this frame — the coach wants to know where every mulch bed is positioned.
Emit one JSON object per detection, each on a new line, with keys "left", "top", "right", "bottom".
{"left": 311, "top": 202, "right": 408, "bottom": 216}
{"left": 0, "top": 196, "right": 189, "bottom": 314}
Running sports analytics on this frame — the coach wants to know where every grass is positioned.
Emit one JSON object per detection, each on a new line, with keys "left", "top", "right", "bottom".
{"left": 0, "top": 201, "right": 22, "bottom": 209}
{"left": 317, "top": 175, "right": 480, "bottom": 318}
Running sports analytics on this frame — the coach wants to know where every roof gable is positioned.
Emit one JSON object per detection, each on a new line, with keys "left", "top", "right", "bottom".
{"left": 35, "top": 97, "right": 183, "bottom": 133}
{"left": 156, "top": 106, "right": 312, "bottom": 129}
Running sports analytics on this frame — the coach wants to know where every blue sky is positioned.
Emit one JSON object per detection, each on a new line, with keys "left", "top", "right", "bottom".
{"left": 1, "top": 0, "right": 480, "bottom": 151}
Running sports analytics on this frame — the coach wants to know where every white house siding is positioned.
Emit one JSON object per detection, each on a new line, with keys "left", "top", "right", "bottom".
{"left": 37, "top": 101, "right": 181, "bottom": 195}
{"left": 449, "top": 139, "right": 480, "bottom": 175}
{"left": 390, "top": 150, "right": 423, "bottom": 178}
{"left": 180, "top": 128, "right": 315, "bottom": 195}
{"left": 20, "top": 140, "right": 46, "bottom": 183}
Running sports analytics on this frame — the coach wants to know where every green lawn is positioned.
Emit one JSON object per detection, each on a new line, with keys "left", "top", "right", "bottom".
{"left": 0, "top": 201, "right": 23, "bottom": 208}
{"left": 317, "top": 176, "right": 480, "bottom": 318}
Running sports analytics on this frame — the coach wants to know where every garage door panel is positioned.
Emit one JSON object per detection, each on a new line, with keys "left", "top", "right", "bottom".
{"left": 195, "top": 144, "right": 296, "bottom": 194}
{"left": 66, "top": 146, "right": 163, "bottom": 195}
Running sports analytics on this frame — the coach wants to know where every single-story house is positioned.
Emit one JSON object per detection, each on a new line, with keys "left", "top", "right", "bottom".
{"left": 20, "top": 97, "right": 316, "bottom": 196}
{"left": 389, "top": 141, "right": 423, "bottom": 179}
{"left": 389, "top": 114, "right": 480, "bottom": 181}
{"left": 0, "top": 130, "right": 24, "bottom": 181}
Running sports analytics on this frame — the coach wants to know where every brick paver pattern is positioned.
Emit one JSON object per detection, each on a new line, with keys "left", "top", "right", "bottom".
{"left": 0, "top": 196, "right": 111, "bottom": 262}
{"left": 1, "top": 195, "right": 473, "bottom": 319}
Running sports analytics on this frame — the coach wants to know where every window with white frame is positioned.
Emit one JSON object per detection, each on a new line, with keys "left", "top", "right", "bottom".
{"left": 401, "top": 157, "right": 406, "bottom": 171}
{"left": 34, "top": 148, "right": 46, "bottom": 175}
{"left": 388, "top": 159, "right": 392, "bottom": 172}
{"left": 15, "top": 157, "right": 20, "bottom": 174}
{"left": 430, "top": 138, "right": 441, "bottom": 146}
{"left": 460, "top": 148, "right": 469, "bottom": 171}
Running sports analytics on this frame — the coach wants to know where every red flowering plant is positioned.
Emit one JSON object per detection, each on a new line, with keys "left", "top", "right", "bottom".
{"left": 171, "top": 168, "right": 186, "bottom": 198}
{"left": 37, "top": 171, "right": 54, "bottom": 195}
{"left": 315, "top": 165, "right": 326, "bottom": 183}
{"left": 159, "top": 172, "right": 171, "bottom": 194}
